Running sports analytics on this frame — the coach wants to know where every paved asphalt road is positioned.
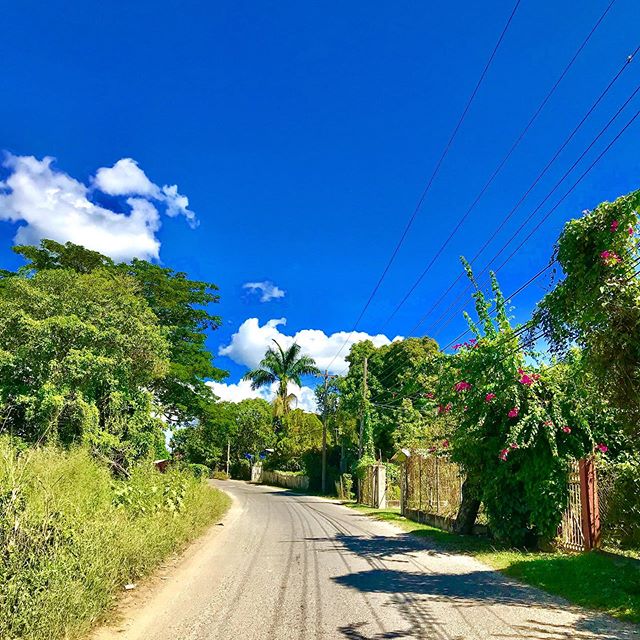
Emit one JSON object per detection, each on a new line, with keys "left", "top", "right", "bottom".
{"left": 94, "top": 480, "right": 638, "bottom": 640}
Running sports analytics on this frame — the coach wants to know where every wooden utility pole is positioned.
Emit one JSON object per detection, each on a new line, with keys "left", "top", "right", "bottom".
{"left": 316, "top": 369, "right": 338, "bottom": 494}
{"left": 226, "top": 439, "right": 231, "bottom": 475}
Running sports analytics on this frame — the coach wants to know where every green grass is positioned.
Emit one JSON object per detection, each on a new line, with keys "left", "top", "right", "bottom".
{"left": 349, "top": 504, "right": 640, "bottom": 624}
{"left": 0, "top": 440, "right": 231, "bottom": 640}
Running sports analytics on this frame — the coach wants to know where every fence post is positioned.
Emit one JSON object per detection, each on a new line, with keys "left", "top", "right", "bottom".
{"left": 418, "top": 457, "right": 423, "bottom": 512}
{"left": 435, "top": 457, "right": 440, "bottom": 516}
{"left": 373, "top": 464, "right": 386, "bottom": 509}
{"left": 579, "top": 457, "right": 601, "bottom": 550}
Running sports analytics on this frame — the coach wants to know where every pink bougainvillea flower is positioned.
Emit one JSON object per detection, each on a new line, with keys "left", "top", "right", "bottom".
{"left": 561, "top": 426, "right": 572, "bottom": 433}
{"left": 427, "top": 446, "right": 436, "bottom": 454}
{"left": 424, "top": 392, "right": 435, "bottom": 399}
{"left": 442, "top": 439, "right": 449, "bottom": 448}
{"left": 469, "top": 338, "right": 477, "bottom": 344}
{"left": 499, "top": 448, "right": 509, "bottom": 461}
{"left": 517, "top": 368, "right": 524, "bottom": 375}
{"left": 601, "top": 250, "right": 622, "bottom": 265}
{"left": 519, "top": 374, "right": 535, "bottom": 386}
{"left": 453, "top": 343, "right": 462, "bottom": 350}
{"left": 485, "top": 393, "right": 496, "bottom": 402}
{"left": 437, "top": 403, "right": 452, "bottom": 415}
{"left": 629, "top": 226, "right": 634, "bottom": 236}
{"left": 508, "top": 407, "right": 519, "bottom": 419}
{"left": 544, "top": 420, "right": 554, "bottom": 427}
{"left": 510, "top": 442, "right": 518, "bottom": 449}
{"left": 454, "top": 380, "right": 472, "bottom": 392}
{"left": 611, "top": 220, "right": 619, "bottom": 232}
{"left": 596, "top": 443, "right": 609, "bottom": 453}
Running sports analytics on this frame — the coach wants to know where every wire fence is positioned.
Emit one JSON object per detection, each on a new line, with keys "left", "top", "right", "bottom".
{"left": 370, "top": 452, "right": 640, "bottom": 554}
{"left": 401, "top": 454, "right": 463, "bottom": 519}
{"left": 597, "top": 459, "right": 640, "bottom": 551}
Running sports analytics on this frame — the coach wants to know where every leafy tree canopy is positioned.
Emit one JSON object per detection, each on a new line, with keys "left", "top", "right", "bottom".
{"left": 12, "top": 240, "right": 226, "bottom": 426}
{"left": 0, "top": 267, "right": 169, "bottom": 465}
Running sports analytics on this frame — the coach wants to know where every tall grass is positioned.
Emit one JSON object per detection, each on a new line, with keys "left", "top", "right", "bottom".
{"left": 0, "top": 438, "right": 230, "bottom": 640}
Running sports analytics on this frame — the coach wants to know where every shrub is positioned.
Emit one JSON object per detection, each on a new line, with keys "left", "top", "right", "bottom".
{"left": 336, "top": 473, "right": 354, "bottom": 501}
{"left": 0, "top": 439, "right": 229, "bottom": 640}
{"left": 230, "top": 458, "right": 250, "bottom": 480}
{"left": 212, "top": 470, "right": 230, "bottom": 480}
{"left": 188, "top": 463, "right": 211, "bottom": 479}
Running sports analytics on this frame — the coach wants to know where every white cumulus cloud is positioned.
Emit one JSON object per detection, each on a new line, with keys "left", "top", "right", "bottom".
{"left": 219, "top": 317, "right": 401, "bottom": 375}
{"left": 0, "top": 154, "right": 196, "bottom": 261}
{"left": 208, "top": 378, "right": 317, "bottom": 413}
{"left": 243, "top": 280, "right": 286, "bottom": 302}
{"left": 94, "top": 158, "right": 196, "bottom": 226}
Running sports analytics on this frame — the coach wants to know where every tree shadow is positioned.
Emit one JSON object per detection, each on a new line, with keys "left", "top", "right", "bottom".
{"left": 337, "top": 622, "right": 409, "bottom": 639}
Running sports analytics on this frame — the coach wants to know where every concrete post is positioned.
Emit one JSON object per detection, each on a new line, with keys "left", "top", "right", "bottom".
{"left": 373, "top": 464, "right": 386, "bottom": 509}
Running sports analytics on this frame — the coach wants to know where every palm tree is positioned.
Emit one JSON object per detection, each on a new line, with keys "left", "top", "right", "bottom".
{"left": 243, "top": 340, "right": 320, "bottom": 416}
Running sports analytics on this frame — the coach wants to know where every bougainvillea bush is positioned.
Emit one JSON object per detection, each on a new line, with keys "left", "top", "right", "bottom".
{"left": 435, "top": 267, "right": 612, "bottom": 546}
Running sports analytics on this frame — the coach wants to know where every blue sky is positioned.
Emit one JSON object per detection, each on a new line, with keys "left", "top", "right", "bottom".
{"left": 1, "top": 0, "right": 639, "bottom": 408}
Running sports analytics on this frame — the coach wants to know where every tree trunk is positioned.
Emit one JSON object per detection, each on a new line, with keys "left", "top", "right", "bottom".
{"left": 453, "top": 476, "right": 481, "bottom": 535}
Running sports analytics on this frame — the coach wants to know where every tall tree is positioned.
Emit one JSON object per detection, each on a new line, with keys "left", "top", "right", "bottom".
{"left": 243, "top": 341, "right": 319, "bottom": 416}
{"left": 13, "top": 240, "right": 227, "bottom": 427}
{"left": 0, "top": 267, "right": 169, "bottom": 465}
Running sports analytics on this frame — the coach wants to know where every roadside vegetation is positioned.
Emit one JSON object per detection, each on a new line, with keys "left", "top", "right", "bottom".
{"left": 0, "top": 240, "right": 230, "bottom": 639}
{"left": 0, "top": 441, "right": 229, "bottom": 640}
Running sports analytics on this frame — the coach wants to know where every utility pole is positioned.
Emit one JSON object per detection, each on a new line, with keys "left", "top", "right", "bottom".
{"left": 358, "top": 356, "right": 368, "bottom": 458}
{"left": 226, "top": 439, "right": 230, "bottom": 475}
{"left": 316, "top": 369, "right": 338, "bottom": 494}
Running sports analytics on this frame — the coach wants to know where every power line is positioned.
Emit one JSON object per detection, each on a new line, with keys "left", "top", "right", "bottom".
{"left": 380, "top": 0, "right": 621, "bottom": 331}
{"left": 404, "top": 43, "right": 638, "bottom": 340}
{"left": 373, "top": 75, "right": 640, "bottom": 386}
{"left": 325, "top": 0, "right": 523, "bottom": 372}
{"left": 429, "top": 81, "right": 640, "bottom": 340}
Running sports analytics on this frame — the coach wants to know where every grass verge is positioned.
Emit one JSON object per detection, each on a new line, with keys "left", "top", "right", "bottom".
{"left": 0, "top": 440, "right": 230, "bottom": 640}
{"left": 349, "top": 504, "right": 640, "bottom": 624}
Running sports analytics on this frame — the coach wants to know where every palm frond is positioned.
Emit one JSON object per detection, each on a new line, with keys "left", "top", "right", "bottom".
{"left": 242, "top": 367, "right": 276, "bottom": 390}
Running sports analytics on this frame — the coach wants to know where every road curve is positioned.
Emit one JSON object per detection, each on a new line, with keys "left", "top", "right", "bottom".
{"left": 93, "top": 480, "right": 638, "bottom": 640}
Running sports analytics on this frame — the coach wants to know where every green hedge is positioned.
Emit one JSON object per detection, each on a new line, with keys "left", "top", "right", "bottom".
{"left": 0, "top": 439, "right": 230, "bottom": 640}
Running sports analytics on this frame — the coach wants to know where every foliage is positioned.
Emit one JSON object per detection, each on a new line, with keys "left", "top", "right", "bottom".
{"left": 243, "top": 340, "right": 319, "bottom": 418}
{"left": 188, "top": 463, "right": 211, "bottom": 479}
{"left": 533, "top": 190, "right": 640, "bottom": 436}
{"left": 0, "top": 438, "right": 230, "bottom": 640}
{"left": 171, "top": 398, "right": 274, "bottom": 472}
{"left": 267, "top": 408, "right": 324, "bottom": 471}
{"left": 598, "top": 456, "right": 640, "bottom": 549}
{"left": 340, "top": 337, "right": 441, "bottom": 459}
{"left": 434, "top": 267, "right": 607, "bottom": 545}
{"left": 338, "top": 473, "right": 354, "bottom": 501}
{"left": 12, "top": 240, "right": 227, "bottom": 428}
{"left": 119, "top": 258, "right": 226, "bottom": 425}
{"left": 0, "top": 266, "right": 169, "bottom": 466}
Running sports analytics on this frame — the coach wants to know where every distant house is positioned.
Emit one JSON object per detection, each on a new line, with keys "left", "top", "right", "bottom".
{"left": 154, "top": 459, "right": 170, "bottom": 473}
